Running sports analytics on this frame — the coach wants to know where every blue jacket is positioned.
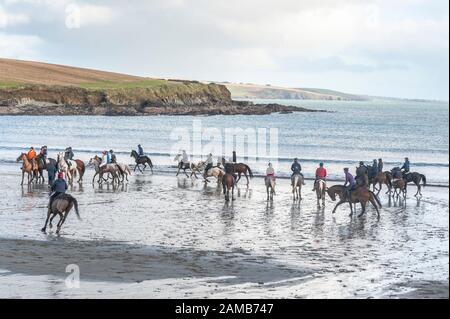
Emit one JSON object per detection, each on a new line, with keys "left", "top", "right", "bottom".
{"left": 52, "top": 178, "right": 68, "bottom": 193}
{"left": 401, "top": 161, "right": 410, "bottom": 172}
{"left": 291, "top": 162, "right": 302, "bottom": 173}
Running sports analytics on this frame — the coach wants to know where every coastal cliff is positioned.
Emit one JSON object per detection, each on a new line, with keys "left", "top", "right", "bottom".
{"left": 0, "top": 58, "right": 320, "bottom": 116}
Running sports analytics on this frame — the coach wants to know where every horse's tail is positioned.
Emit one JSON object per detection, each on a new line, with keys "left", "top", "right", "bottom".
{"left": 148, "top": 158, "right": 153, "bottom": 168}
{"left": 369, "top": 190, "right": 382, "bottom": 208}
{"left": 421, "top": 174, "right": 427, "bottom": 187}
{"left": 245, "top": 165, "right": 253, "bottom": 178}
{"left": 71, "top": 197, "right": 81, "bottom": 221}
{"left": 125, "top": 165, "right": 131, "bottom": 175}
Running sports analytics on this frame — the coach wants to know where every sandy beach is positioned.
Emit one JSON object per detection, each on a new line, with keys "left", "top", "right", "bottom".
{"left": 0, "top": 164, "right": 448, "bottom": 299}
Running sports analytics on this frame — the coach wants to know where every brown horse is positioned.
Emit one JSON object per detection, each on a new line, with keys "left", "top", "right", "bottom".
{"left": 370, "top": 172, "right": 392, "bottom": 195}
{"left": 327, "top": 185, "right": 381, "bottom": 218}
{"left": 291, "top": 173, "right": 304, "bottom": 201}
{"left": 222, "top": 173, "right": 236, "bottom": 201}
{"left": 16, "top": 153, "right": 38, "bottom": 185}
{"left": 313, "top": 179, "right": 327, "bottom": 207}
{"left": 265, "top": 176, "right": 276, "bottom": 201}
{"left": 392, "top": 178, "right": 407, "bottom": 200}
{"left": 41, "top": 194, "right": 80, "bottom": 234}
{"left": 221, "top": 158, "right": 253, "bottom": 186}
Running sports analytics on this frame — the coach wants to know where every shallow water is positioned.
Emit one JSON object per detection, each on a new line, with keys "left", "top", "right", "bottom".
{"left": 0, "top": 165, "right": 448, "bottom": 298}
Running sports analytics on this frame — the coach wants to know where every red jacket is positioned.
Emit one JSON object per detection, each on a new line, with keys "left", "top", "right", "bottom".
{"left": 316, "top": 167, "right": 327, "bottom": 179}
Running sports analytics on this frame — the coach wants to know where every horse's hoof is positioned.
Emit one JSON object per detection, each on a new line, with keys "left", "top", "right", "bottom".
{"left": 41, "top": 228, "right": 46, "bottom": 233}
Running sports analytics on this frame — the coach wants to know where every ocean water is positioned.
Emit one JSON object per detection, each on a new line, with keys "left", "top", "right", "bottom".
{"left": 0, "top": 99, "right": 448, "bottom": 185}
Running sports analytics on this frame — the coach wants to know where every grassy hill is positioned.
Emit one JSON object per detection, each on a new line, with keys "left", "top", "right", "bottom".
{"left": 222, "top": 82, "right": 368, "bottom": 101}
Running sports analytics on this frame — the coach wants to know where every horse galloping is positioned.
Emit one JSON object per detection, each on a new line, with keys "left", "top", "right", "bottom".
{"left": 130, "top": 150, "right": 153, "bottom": 174}
{"left": 41, "top": 194, "right": 81, "bottom": 234}
{"left": 404, "top": 172, "right": 426, "bottom": 197}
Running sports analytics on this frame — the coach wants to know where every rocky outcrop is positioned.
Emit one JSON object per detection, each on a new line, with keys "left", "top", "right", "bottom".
{"left": 0, "top": 84, "right": 323, "bottom": 116}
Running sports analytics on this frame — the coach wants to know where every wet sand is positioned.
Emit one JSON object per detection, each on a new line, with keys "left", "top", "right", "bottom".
{"left": 0, "top": 164, "right": 448, "bottom": 298}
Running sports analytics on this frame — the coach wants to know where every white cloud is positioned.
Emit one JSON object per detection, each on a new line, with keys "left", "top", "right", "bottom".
{"left": 0, "top": 5, "right": 29, "bottom": 28}
{"left": 0, "top": 32, "right": 42, "bottom": 58}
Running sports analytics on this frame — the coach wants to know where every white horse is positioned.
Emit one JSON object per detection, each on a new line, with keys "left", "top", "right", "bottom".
{"left": 291, "top": 173, "right": 304, "bottom": 201}
{"left": 265, "top": 176, "right": 276, "bottom": 201}
{"left": 313, "top": 179, "right": 327, "bottom": 207}
{"left": 204, "top": 166, "right": 225, "bottom": 183}
{"left": 57, "top": 153, "right": 77, "bottom": 183}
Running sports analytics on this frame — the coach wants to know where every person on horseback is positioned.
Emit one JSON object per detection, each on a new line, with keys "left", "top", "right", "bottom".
{"left": 181, "top": 150, "right": 189, "bottom": 166}
{"left": 266, "top": 162, "right": 276, "bottom": 183}
{"left": 369, "top": 159, "right": 378, "bottom": 180}
{"left": 39, "top": 145, "right": 48, "bottom": 162}
{"left": 100, "top": 151, "right": 109, "bottom": 169}
{"left": 401, "top": 157, "right": 410, "bottom": 179}
{"left": 312, "top": 162, "right": 327, "bottom": 191}
{"left": 378, "top": 158, "right": 384, "bottom": 173}
{"left": 343, "top": 167, "right": 356, "bottom": 200}
{"left": 356, "top": 161, "right": 369, "bottom": 187}
{"left": 110, "top": 150, "right": 117, "bottom": 164}
{"left": 137, "top": 144, "right": 144, "bottom": 158}
{"left": 49, "top": 172, "right": 68, "bottom": 210}
{"left": 64, "top": 147, "right": 74, "bottom": 167}
{"left": 291, "top": 158, "right": 305, "bottom": 184}
{"left": 27, "top": 147, "right": 36, "bottom": 161}
{"left": 204, "top": 153, "right": 214, "bottom": 179}
{"left": 232, "top": 151, "right": 237, "bottom": 163}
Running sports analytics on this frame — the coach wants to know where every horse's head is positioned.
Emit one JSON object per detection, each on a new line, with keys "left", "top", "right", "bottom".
{"left": 16, "top": 153, "right": 26, "bottom": 162}
{"left": 174, "top": 154, "right": 181, "bottom": 162}
{"left": 130, "top": 150, "right": 137, "bottom": 158}
{"left": 326, "top": 187, "right": 336, "bottom": 201}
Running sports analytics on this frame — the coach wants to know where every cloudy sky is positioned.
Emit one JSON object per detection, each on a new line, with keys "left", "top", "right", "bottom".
{"left": 0, "top": 0, "right": 448, "bottom": 100}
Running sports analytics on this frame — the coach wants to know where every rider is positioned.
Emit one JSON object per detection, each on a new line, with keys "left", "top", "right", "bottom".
{"left": 266, "top": 163, "right": 275, "bottom": 181}
{"left": 109, "top": 150, "right": 117, "bottom": 164}
{"left": 378, "top": 158, "right": 384, "bottom": 173}
{"left": 39, "top": 145, "right": 48, "bottom": 165}
{"left": 49, "top": 172, "right": 68, "bottom": 210}
{"left": 204, "top": 153, "right": 214, "bottom": 179}
{"left": 64, "top": 147, "right": 74, "bottom": 168}
{"left": 100, "top": 151, "right": 109, "bottom": 168}
{"left": 181, "top": 150, "right": 189, "bottom": 165}
{"left": 312, "top": 162, "right": 327, "bottom": 191}
{"left": 356, "top": 161, "right": 369, "bottom": 187}
{"left": 291, "top": 158, "right": 305, "bottom": 185}
{"left": 343, "top": 167, "right": 356, "bottom": 200}
{"left": 27, "top": 146, "right": 36, "bottom": 161}
{"left": 137, "top": 144, "right": 144, "bottom": 158}
{"left": 369, "top": 159, "right": 378, "bottom": 180}
{"left": 401, "top": 157, "right": 410, "bottom": 179}
{"left": 232, "top": 151, "right": 237, "bottom": 163}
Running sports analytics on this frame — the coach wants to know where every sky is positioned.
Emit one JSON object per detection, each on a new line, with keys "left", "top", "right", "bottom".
{"left": 0, "top": 0, "right": 449, "bottom": 100}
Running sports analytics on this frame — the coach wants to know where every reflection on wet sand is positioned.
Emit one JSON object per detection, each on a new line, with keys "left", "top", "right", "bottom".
{"left": 0, "top": 166, "right": 448, "bottom": 298}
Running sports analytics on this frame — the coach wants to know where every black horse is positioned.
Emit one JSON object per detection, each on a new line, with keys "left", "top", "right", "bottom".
{"left": 404, "top": 172, "right": 427, "bottom": 196}
{"left": 130, "top": 150, "right": 154, "bottom": 174}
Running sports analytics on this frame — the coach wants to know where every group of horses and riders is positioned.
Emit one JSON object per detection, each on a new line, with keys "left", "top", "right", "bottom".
{"left": 16, "top": 144, "right": 427, "bottom": 233}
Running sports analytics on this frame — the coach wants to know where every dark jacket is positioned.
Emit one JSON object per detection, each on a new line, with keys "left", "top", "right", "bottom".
{"left": 378, "top": 162, "right": 384, "bottom": 172}
{"left": 64, "top": 149, "right": 74, "bottom": 160}
{"left": 110, "top": 153, "right": 117, "bottom": 163}
{"left": 356, "top": 165, "right": 368, "bottom": 177}
{"left": 52, "top": 178, "right": 68, "bottom": 193}
{"left": 401, "top": 161, "right": 410, "bottom": 172}
{"left": 291, "top": 162, "right": 302, "bottom": 174}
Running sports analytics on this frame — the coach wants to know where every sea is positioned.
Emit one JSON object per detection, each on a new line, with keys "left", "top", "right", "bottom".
{"left": 0, "top": 99, "right": 448, "bottom": 185}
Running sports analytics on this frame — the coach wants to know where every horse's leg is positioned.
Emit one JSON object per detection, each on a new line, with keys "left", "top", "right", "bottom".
{"left": 134, "top": 164, "right": 138, "bottom": 172}
{"left": 21, "top": 171, "right": 25, "bottom": 185}
{"left": 56, "top": 213, "right": 64, "bottom": 234}
{"left": 358, "top": 202, "right": 367, "bottom": 218}
{"left": 332, "top": 200, "right": 346, "bottom": 214}
{"left": 244, "top": 172, "right": 249, "bottom": 186}
{"left": 232, "top": 185, "right": 235, "bottom": 201}
{"left": 184, "top": 168, "right": 190, "bottom": 178}
{"left": 49, "top": 213, "right": 57, "bottom": 229}
{"left": 415, "top": 183, "right": 420, "bottom": 197}
{"left": 236, "top": 173, "right": 241, "bottom": 184}
{"left": 176, "top": 166, "right": 180, "bottom": 176}
{"left": 41, "top": 211, "right": 51, "bottom": 232}
{"left": 370, "top": 197, "right": 381, "bottom": 219}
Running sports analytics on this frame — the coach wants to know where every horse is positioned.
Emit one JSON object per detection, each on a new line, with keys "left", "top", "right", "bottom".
{"left": 313, "top": 179, "right": 327, "bottom": 207}
{"left": 291, "top": 172, "right": 304, "bottom": 201}
{"left": 221, "top": 158, "right": 253, "bottom": 186}
{"left": 16, "top": 153, "right": 38, "bottom": 185}
{"left": 265, "top": 176, "right": 276, "bottom": 201}
{"left": 89, "top": 156, "right": 121, "bottom": 184}
{"left": 41, "top": 194, "right": 80, "bottom": 234}
{"left": 130, "top": 150, "right": 153, "bottom": 174}
{"left": 174, "top": 154, "right": 192, "bottom": 178}
{"left": 190, "top": 161, "right": 206, "bottom": 179}
{"left": 203, "top": 165, "right": 225, "bottom": 183}
{"left": 404, "top": 172, "right": 427, "bottom": 197}
{"left": 222, "top": 173, "right": 236, "bottom": 201}
{"left": 392, "top": 178, "right": 407, "bottom": 200}
{"left": 370, "top": 172, "right": 392, "bottom": 195}
{"left": 56, "top": 153, "right": 84, "bottom": 183}
{"left": 326, "top": 185, "right": 381, "bottom": 218}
